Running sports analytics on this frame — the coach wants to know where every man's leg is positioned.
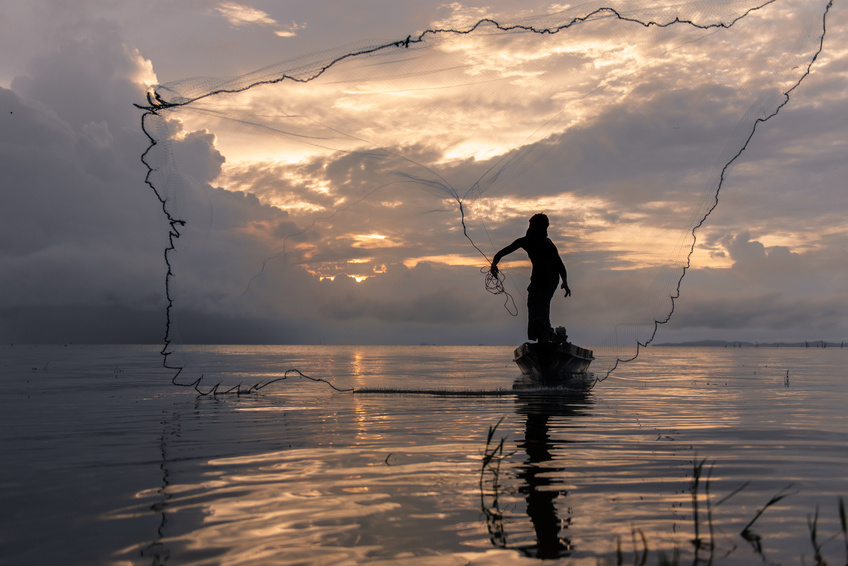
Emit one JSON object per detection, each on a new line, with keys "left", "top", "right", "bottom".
{"left": 527, "top": 290, "right": 539, "bottom": 341}
{"left": 527, "top": 281, "right": 556, "bottom": 342}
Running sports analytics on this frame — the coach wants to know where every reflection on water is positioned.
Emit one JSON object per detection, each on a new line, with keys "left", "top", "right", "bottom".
{"left": 516, "top": 392, "right": 593, "bottom": 559}
{"left": 1, "top": 345, "right": 847, "bottom": 565}
{"left": 140, "top": 407, "right": 182, "bottom": 565}
{"left": 482, "top": 391, "right": 594, "bottom": 559}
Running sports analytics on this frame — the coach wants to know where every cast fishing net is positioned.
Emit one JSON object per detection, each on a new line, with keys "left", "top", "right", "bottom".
{"left": 139, "top": 0, "right": 833, "bottom": 393}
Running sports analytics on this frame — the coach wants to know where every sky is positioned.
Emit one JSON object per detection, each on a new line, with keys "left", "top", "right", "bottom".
{"left": 1, "top": 0, "right": 846, "bottom": 349}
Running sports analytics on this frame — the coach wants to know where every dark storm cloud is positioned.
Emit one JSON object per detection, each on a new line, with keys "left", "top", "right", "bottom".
{"left": 670, "top": 293, "right": 848, "bottom": 332}
{"left": 695, "top": 95, "right": 848, "bottom": 237}
{"left": 0, "top": 22, "right": 165, "bottom": 342}
{"left": 10, "top": 22, "right": 151, "bottom": 131}
{"left": 667, "top": 231, "right": 848, "bottom": 338}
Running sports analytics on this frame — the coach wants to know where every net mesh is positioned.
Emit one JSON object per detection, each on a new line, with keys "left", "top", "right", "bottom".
{"left": 138, "top": 0, "right": 833, "bottom": 392}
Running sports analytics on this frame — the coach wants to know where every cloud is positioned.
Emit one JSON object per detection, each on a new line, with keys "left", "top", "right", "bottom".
{"left": 216, "top": 2, "right": 277, "bottom": 26}
{"left": 142, "top": 0, "right": 844, "bottom": 355}
{"left": 216, "top": 2, "right": 305, "bottom": 37}
{"left": 666, "top": 231, "right": 848, "bottom": 339}
{"left": 10, "top": 20, "right": 155, "bottom": 131}
{"left": 275, "top": 22, "right": 307, "bottom": 39}
{"left": 2, "top": 0, "right": 845, "bottom": 351}
{"left": 0, "top": 21, "right": 167, "bottom": 342}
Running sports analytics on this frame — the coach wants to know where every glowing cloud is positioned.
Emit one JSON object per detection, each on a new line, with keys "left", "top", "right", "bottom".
{"left": 216, "top": 2, "right": 305, "bottom": 37}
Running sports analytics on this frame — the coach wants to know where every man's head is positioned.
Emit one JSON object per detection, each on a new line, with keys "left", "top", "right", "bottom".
{"left": 527, "top": 213, "right": 549, "bottom": 237}
{"left": 529, "top": 213, "right": 549, "bottom": 229}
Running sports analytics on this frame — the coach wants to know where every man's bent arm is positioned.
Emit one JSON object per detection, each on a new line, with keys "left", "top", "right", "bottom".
{"left": 556, "top": 254, "right": 571, "bottom": 296}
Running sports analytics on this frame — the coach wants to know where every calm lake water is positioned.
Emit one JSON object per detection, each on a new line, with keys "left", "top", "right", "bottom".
{"left": 1, "top": 344, "right": 846, "bottom": 565}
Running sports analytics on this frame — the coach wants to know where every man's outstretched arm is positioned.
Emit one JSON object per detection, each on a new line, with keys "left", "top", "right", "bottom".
{"left": 490, "top": 238, "right": 523, "bottom": 274}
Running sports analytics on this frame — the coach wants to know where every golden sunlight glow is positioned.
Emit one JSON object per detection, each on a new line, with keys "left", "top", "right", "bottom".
{"left": 441, "top": 140, "right": 522, "bottom": 162}
{"left": 756, "top": 226, "right": 848, "bottom": 253}
{"left": 352, "top": 234, "right": 402, "bottom": 248}
{"left": 690, "top": 244, "right": 734, "bottom": 269}
{"left": 311, "top": 181, "right": 331, "bottom": 195}
{"left": 305, "top": 259, "right": 386, "bottom": 282}
{"left": 317, "top": 273, "right": 369, "bottom": 282}
{"left": 471, "top": 194, "right": 614, "bottom": 224}
{"left": 178, "top": 19, "right": 663, "bottom": 167}
{"left": 265, "top": 196, "right": 325, "bottom": 213}
{"left": 403, "top": 254, "right": 482, "bottom": 269}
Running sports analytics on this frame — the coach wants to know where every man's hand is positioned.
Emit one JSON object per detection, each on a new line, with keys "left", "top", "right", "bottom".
{"left": 490, "top": 263, "right": 499, "bottom": 276}
{"left": 562, "top": 282, "right": 571, "bottom": 297}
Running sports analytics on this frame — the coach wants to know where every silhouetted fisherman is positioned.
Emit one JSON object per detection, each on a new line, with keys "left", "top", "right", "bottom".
{"left": 490, "top": 214, "right": 570, "bottom": 343}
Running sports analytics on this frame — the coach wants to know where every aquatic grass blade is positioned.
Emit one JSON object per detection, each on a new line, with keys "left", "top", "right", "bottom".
{"left": 840, "top": 496, "right": 847, "bottom": 564}
{"left": 807, "top": 505, "right": 824, "bottom": 565}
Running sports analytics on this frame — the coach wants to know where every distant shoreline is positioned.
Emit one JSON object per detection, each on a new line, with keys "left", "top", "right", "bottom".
{"left": 652, "top": 340, "right": 845, "bottom": 348}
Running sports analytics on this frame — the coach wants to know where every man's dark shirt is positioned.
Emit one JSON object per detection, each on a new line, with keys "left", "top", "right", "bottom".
{"left": 492, "top": 235, "right": 567, "bottom": 288}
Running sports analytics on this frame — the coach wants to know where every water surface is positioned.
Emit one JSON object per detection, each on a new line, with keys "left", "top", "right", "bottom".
{"left": 1, "top": 344, "right": 846, "bottom": 565}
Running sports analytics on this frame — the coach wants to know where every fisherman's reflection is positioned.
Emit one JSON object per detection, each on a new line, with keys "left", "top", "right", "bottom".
{"left": 482, "top": 390, "right": 592, "bottom": 559}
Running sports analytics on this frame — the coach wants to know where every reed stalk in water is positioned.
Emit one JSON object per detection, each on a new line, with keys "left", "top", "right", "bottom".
{"left": 740, "top": 483, "right": 795, "bottom": 556}
{"left": 840, "top": 497, "right": 847, "bottom": 565}
{"left": 807, "top": 505, "right": 824, "bottom": 566}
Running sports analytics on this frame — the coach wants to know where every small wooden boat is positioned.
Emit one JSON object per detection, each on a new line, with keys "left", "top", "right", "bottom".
{"left": 513, "top": 332, "right": 594, "bottom": 390}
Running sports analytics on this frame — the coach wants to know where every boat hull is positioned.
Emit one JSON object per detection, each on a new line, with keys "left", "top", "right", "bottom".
{"left": 513, "top": 341, "right": 594, "bottom": 389}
